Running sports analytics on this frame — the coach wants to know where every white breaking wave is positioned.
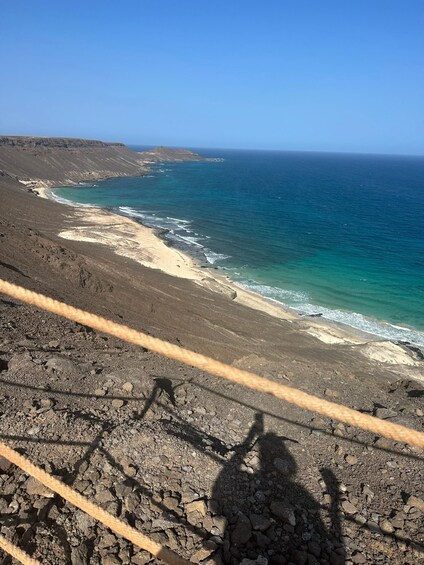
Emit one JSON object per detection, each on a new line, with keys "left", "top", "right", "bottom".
{"left": 297, "top": 304, "right": 424, "bottom": 347}
{"left": 166, "top": 216, "right": 190, "bottom": 224}
{"left": 118, "top": 206, "right": 147, "bottom": 219}
{"left": 204, "top": 250, "right": 231, "bottom": 264}
{"left": 174, "top": 234, "right": 205, "bottom": 248}
{"left": 119, "top": 206, "right": 231, "bottom": 265}
{"left": 118, "top": 207, "right": 193, "bottom": 232}
{"left": 236, "top": 281, "right": 308, "bottom": 303}
{"left": 236, "top": 279, "right": 424, "bottom": 347}
{"left": 50, "top": 191, "right": 96, "bottom": 208}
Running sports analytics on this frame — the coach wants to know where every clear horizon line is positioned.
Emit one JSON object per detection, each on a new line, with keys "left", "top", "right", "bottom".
{"left": 127, "top": 142, "right": 424, "bottom": 159}
{"left": 1, "top": 132, "right": 423, "bottom": 158}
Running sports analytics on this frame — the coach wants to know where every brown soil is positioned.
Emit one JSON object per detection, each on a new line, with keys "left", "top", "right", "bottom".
{"left": 0, "top": 175, "right": 423, "bottom": 565}
{"left": 0, "top": 137, "right": 147, "bottom": 186}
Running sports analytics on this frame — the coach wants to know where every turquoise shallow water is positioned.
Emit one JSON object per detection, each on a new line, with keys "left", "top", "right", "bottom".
{"left": 55, "top": 148, "right": 424, "bottom": 348}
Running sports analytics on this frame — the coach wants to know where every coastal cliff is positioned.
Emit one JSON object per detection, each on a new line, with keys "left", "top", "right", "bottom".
{"left": 0, "top": 136, "right": 147, "bottom": 187}
{"left": 0, "top": 137, "right": 209, "bottom": 189}
{"left": 138, "top": 145, "right": 207, "bottom": 162}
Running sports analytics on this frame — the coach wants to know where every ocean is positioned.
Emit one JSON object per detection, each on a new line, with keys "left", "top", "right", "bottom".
{"left": 54, "top": 148, "right": 424, "bottom": 348}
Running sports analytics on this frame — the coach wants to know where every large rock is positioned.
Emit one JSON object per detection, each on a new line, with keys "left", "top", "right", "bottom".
{"left": 250, "top": 513, "right": 272, "bottom": 532}
{"left": 407, "top": 495, "right": 424, "bottom": 512}
{"left": 232, "top": 513, "right": 252, "bottom": 545}
{"left": 46, "top": 355, "right": 76, "bottom": 372}
{"left": 71, "top": 542, "right": 90, "bottom": 565}
{"left": 26, "top": 477, "right": 54, "bottom": 497}
{"left": 273, "top": 457, "right": 293, "bottom": 474}
{"left": 186, "top": 500, "right": 207, "bottom": 516}
{"left": 0, "top": 455, "right": 12, "bottom": 473}
{"left": 189, "top": 541, "right": 217, "bottom": 563}
{"left": 341, "top": 500, "right": 358, "bottom": 515}
{"left": 8, "top": 352, "right": 34, "bottom": 371}
{"left": 270, "top": 501, "right": 296, "bottom": 526}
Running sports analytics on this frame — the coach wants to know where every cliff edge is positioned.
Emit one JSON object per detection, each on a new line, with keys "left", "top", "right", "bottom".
{"left": 0, "top": 136, "right": 147, "bottom": 187}
{"left": 138, "top": 145, "right": 207, "bottom": 162}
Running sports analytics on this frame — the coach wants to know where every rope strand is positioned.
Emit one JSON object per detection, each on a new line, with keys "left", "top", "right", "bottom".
{"left": 0, "top": 277, "right": 423, "bottom": 565}
{"left": 1, "top": 279, "right": 423, "bottom": 448}
{"left": 0, "top": 442, "right": 189, "bottom": 565}
{"left": 0, "top": 533, "right": 41, "bottom": 565}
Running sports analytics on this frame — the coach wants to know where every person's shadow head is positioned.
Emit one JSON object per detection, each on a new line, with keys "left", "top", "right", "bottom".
{"left": 211, "top": 412, "right": 345, "bottom": 565}
{"left": 257, "top": 430, "right": 297, "bottom": 477}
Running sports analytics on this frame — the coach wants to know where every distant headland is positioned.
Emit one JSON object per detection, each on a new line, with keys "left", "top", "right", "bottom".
{"left": 137, "top": 145, "right": 206, "bottom": 163}
{"left": 0, "top": 135, "right": 207, "bottom": 189}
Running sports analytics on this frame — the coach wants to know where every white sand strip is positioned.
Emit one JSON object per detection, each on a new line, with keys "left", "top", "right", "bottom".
{"left": 59, "top": 207, "right": 201, "bottom": 281}
{"left": 40, "top": 193, "right": 421, "bottom": 369}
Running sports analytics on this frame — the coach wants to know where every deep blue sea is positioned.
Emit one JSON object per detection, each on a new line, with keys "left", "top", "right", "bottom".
{"left": 55, "top": 148, "right": 424, "bottom": 348}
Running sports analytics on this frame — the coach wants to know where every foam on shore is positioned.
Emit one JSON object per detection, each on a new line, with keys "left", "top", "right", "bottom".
{"left": 235, "top": 279, "right": 424, "bottom": 349}
{"left": 57, "top": 206, "right": 201, "bottom": 281}
{"left": 46, "top": 189, "right": 423, "bottom": 369}
{"left": 115, "top": 201, "right": 424, "bottom": 353}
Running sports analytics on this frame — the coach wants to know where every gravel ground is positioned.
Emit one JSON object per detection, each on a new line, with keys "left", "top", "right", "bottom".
{"left": 0, "top": 297, "right": 423, "bottom": 565}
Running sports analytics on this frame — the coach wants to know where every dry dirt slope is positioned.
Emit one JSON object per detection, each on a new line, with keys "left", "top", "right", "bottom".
{"left": 0, "top": 136, "right": 147, "bottom": 186}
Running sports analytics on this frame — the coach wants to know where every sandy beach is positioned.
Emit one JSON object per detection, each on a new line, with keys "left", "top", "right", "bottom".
{"left": 37, "top": 184, "right": 422, "bottom": 373}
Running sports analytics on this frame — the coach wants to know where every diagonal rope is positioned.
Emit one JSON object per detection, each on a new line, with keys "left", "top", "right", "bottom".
{"left": 1, "top": 278, "right": 423, "bottom": 449}
{"left": 0, "top": 533, "right": 41, "bottom": 565}
{"left": 0, "top": 441, "right": 190, "bottom": 565}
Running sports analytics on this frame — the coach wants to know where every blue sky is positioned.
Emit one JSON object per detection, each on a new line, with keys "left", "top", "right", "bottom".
{"left": 1, "top": 1, "right": 423, "bottom": 154}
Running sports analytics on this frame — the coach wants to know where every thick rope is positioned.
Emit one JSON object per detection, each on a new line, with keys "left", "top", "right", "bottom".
{"left": 1, "top": 279, "right": 423, "bottom": 449}
{"left": 0, "top": 533, "right": 41, "bottom": 565}
{"left": 0, "top": 442, "right": 189, "bottom": 565}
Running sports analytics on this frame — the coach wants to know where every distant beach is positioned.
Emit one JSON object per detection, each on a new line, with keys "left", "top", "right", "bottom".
{"left": 39, "top": 183, "right": 420, "bottom": 371}
{"left": 53, "top": 148, "right": 424, "bottom": 354}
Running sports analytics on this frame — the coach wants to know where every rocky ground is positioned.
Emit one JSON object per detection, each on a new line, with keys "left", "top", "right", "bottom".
{"left": 0, "top": 295, "right": 423, "bottom": 565}
{"left": 0, "top": 173, "right": 423, "bottom": 564}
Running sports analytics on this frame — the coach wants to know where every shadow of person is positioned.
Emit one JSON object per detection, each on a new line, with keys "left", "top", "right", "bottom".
{"left": 211, "top": 413, "right": 346, "bottom": 565}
